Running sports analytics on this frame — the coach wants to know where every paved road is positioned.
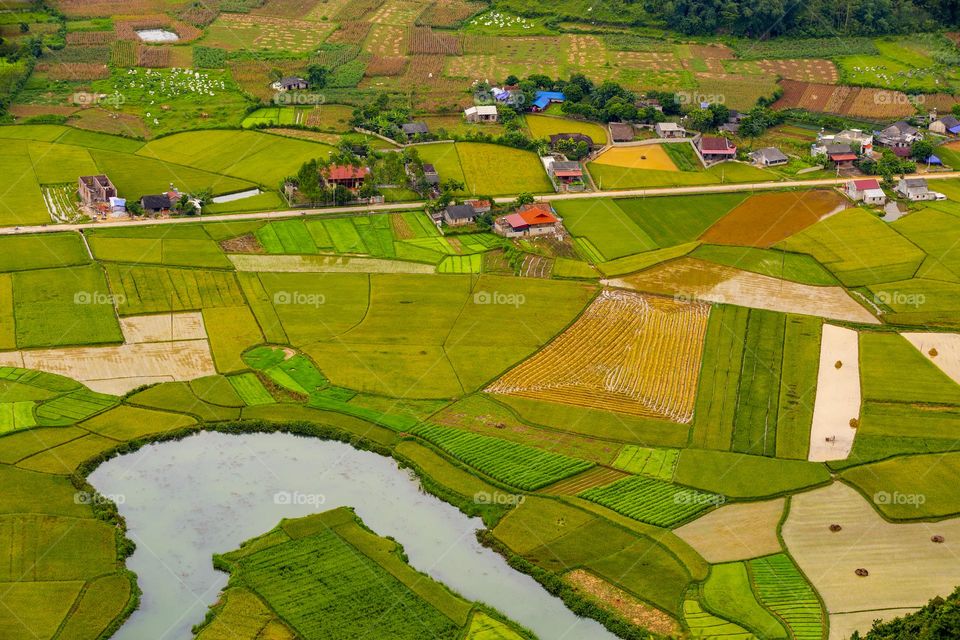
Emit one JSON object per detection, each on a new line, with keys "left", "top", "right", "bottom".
{"left": 4, "top": 171, "right": 960, "bottom": 235}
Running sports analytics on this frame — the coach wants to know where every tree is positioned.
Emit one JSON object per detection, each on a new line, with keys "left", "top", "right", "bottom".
{"left": 554, "top": 137, "right": 589, "bottom": 160}
{"left": 911, "top": 138, "right": 934, "bottom": 162}
{"left": 18, "top": 22, "right": 28, "bottom": 34}
{"left": 952, "top": 103, "right": 960, "bottom": 118}
{"left": 514, "top": 193, "right": 534, "bottom": 207}
{"left": 305, "top": 64, "right": 328, "bottom": 89}
{"left": 686, "top": 108, "right": 715, "bottom": 132}
{"left": 504, "top": 74, "right": 519, "bottom": 86}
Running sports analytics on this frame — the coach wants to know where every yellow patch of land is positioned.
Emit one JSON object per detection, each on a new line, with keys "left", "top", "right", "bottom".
{"left": 674, "top": 498, "right": 785, "bottom": 562}
{"left": 592, "top": 145, "right": 678, "bottom": 171}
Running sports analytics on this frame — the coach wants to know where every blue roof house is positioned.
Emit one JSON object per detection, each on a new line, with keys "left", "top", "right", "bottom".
{"left": 531, "top": 91, "right": 565, "bottom": 111}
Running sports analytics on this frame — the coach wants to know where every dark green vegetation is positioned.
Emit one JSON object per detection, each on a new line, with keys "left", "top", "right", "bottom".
{"left": 851, "top": 586, "right": 960, "bottom": 640}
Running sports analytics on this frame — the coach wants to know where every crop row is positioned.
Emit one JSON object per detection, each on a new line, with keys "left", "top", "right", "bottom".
{"left": 747, "top": 554, "right": 824, "bottom": 640}
{"left": 579, "top": 476, "right": 714, "bottom": 527}
{"left": 412, "top": 424, "right": 594, "bottom": 490}
{"left": 36, "top": 389, "right": 117, "bottom": 425}
{"left": 611, "top": 445, "right": 678, "bottom": 480}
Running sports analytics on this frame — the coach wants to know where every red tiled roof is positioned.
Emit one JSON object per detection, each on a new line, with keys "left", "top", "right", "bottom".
{"left": 853, "top": 179, "right": 881, "bottom": 190}
{"left": 504, "top": 213, "right": 527, "bottom": 229}
{"left": 830, "top": 153, "right": 858, "bottom": 161}
{"left": 325, "top": 165, "right": 370, "bottom": 180}
{"left": 554, "top": 169, "right": 582, "bottom": 178}
{"left": 699, "top": 136, "right": 735, "bottom": 152}
{"left": 517, "top": 203, "right": 558, "bottom": 225}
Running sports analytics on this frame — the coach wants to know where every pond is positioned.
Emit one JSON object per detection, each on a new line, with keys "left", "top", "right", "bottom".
{"left": 89, "top": 432, "right": 620, "bottom": 640}
{"left": 136, "top": 29, "right": 180, "bottom": 43}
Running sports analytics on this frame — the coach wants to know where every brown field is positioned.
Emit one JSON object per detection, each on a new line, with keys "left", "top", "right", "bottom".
{"left": 52, "top": 0, "right": 170, "bottom": 16}
{"left": 36, "top": 62, "right": 110, "bottom": 81}
{"left": 773, "top": 79, "right": 918, "bottom": 119}
{"left": 252, "top": 0, "right": 324, "bottom": 18}
{"left": 674, "top": 498, "right": 785, "bottom": 562}
{"left": 407, "top": 26, "right": 462, "bottom": 55}
{"left": 334, "top": 0, "right": 385, "bottom": 20}
{"left": 607, "top": 258, "right": 880, "bottom": 324}
{"left": 700, "top": 190, "right": 847, "bottom": 248}
{"left": 757, "top": 59, "right": 838, "bottom": 83}
{"left": 66, "top": 31, "right": 115, "bottom": 45}
{"left": 784, "top": 482, "right": 960, "bottom": 638}
{"left": 119, "top": 312, "right": 206, "bottom": 344}
{"left": 592, "top": 145, "right": 678, "bottom": 171}
{"left": 365, "top": 55, "right": 407, "bottom": 76}
{"left": 68, "top": 108, "right": 152, "bottom": 138}
{"left": 486, "top": 290, "right": 710, "bottom": 422}
{"left": 327, "top": 21, "right": 373, "bottom": 44}
{"left": 137, "top": 46, "right": 171, "bottom": 68}
{"left": 420, "top": 0, "right": 482, "bottom": 26}
{"left": 565, "top": 569, "right": 680, "bottom": 637}
{"left": 10, "top": 104, "right": 78, "bottom": 118}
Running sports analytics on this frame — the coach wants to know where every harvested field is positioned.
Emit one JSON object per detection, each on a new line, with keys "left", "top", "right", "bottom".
{"left": 407, "top": 26, "right": 461, "bottom": 54}
{"left": 757, "top": 59, "right": 838, "bottom": 83}
{"left": 365, "top": 55, "right": 407, "bottom": 76}
{"left": 327, "top": 21, "right": 372, "bottom": 44}
{"left": 592, "top": 145, "right": 678, "bottom": 172}
{"left": 66, "top": 31, "right": 116, "bottom": 45}
{"left": 487, "top": 290, "right": 710, "bottom": 422}
{"left": 540, "top": 466, "right": 629, "bottom": 495}
{"left": 565, "top": 570, "right": 680, "bottom": 637}
{"left": 36, "top": 62, "right": 110, "bottom": 80}
{"left": 674, "top": 498, "right": 785, "bottom": 563}
{"left": 607, "top": 258, "right": 879, "bottom": 324}
{"left": 420, "top": 0, "right": 481, "bottom": 26}
{"left": 364, "top": 24, "right": 407, "bottom": 57}
{"left": 784, "top": 482, "right": 960, "bottom": 637}
{"left": 205, "top": 14, "right": 332, "bottom": 52}
{"left": 772, "top": 79, "right": 918, "bottom": 119}
{"left": 807, "top": 325, "right": 860, "bottom": 462}
{"left": 700, "top": 190, "right": 848, "bottom": 248}
{"left": 119, "top": 312, "right": 207, "bottom": 344}
{"left": 901, "top": 332, "right": 960, "bottom": 385}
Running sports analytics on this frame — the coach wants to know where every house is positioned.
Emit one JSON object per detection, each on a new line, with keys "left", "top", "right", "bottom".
{"left": 876, "top": 121, "right": 921, "bottom": 149}
{"left": 637, "top": 97, "right": 663, "bottom": 112}
{"left": 467, "top": 199, "right": 491, "bottom": 214}
{"left": 609, "top": 122, "right": 634, "bottom": 143}
{"left": 422, "top": 163, "right": 440, "bottom": 186}
{"left": 698, "top": 136, "right": 737, "bottom": 162}
{"left": 401, "top": 122, "right": 429, "bottom": 137}
{"left": 930, "top": 115, "right": 960, "bottom": 136}
{"left": 812, "top": 129, "right": 873, "bottom": 156}
{"left": 549, "top": 133, "right": 594, "bottom": 150}
{"left": 464, "top": 105, "right": 498, "bottom": 123}
{"left": 847, "top": 179, "right": 886, "bottom": 205}
{"left": 655, "top": 122, "right": 686, "bottom": 139}
{"left": 825, "top": 143, "right": 857, "bottom": 167}
{"left": 531, "top": 91, "right": 565, "bottom": 112}
{"left": 494, "top": 203, "right": 561, "bottom": 237}
{"left": 273, "top": 76, "right": 308, "bottom": 91}
{"left": 323, "top": 164, "right": 370, "bottom": 189}
{"left": 548, "top": 160, "right": 583, "bottom": 185}
{"left": 896, "top": 177, "right": 934, "bottom": 201}
{"left": 719, "top": 121, "right": 739, "bottom": 135}
{"left": 78, "top": 174, "right": 117, "bottom": 206}
{"left": 443, "top": 203, "right": 478, "bottom": 226}
{"left": 140, "top": 194, "right": 172, "bottom": 214}
{"left": 749, "top": 147, "right": 788, "bottom": 167}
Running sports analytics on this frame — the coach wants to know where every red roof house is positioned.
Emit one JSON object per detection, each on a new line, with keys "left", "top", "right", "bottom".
{"left": 496, "top": 203, "right": 560, "bottom": 237}
{"left": 323, "top": 164, "right": 370, "bottom": 189}
{"left": 698, "top": 136, "right": 737, "bottom": 161}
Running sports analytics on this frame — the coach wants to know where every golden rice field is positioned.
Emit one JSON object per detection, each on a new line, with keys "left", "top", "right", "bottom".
{"left": 591, "top": 145, "right": 679, "bottom": 172}
{"left": 486, "top": 290, "right": 709, "bottom": 422}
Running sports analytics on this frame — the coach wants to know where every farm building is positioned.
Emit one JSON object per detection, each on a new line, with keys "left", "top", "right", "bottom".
{"left": 876, "top": 121, "right": 921, "bottom": 149}
{"left": 813, "top": 129, "right": 873, "bottom": 156}
{"left": 443, "top": 203, "right": 478, "bottom": 226}
{"left": 548, "top": 160, "right": 583, "bottom": 188}
{"left": 930, "top": 115, "right": 960, "bottom": 135}
{"left": 698, "top": 136, "right": 737, "bottom": 162}
{"left": 464, "top": 105, "right": 498, "bottom": 123}
{"left": 273, "top": 76, "right": 308, "bottom": 91}
{"left": 140, "top": 194, "right": 172, "bottom": 214}
{"left": 655, "top": 122, "right": 686, "bottom": 138}
{"left": 323, "top": 165, "right": 370, "bottom": 189}
{"left": 825, "top": 143, "right": 857, "bottom": 167}
{"left": 78, "top": 175, "right": 117, "bottom": 206}
{"left": 609, "top": 122, "right": 635, "bottom": 143}
{"left": 896, "top": 177, "right": 934, "bottom": 201}
{"left": 637, "top": 97, "right": 663, "bottom": 112}
{"left": 531, "top": 91, "right": 565, "bottom": 111}
{"left": 467, "top": 199, "right": 491, "bottom": 214}
{"left": 748, "top": 147, "right": 788, "bottom": 167}
{"left": 422, "top": 163, "right": 440, "bottom": 186}
{"left": 401, "top": 122, "right": 429, "bottom": 136}
{"left": 549, "top": 133, "right": 594, "bottom": 149}
{"left": 847, "top": 179, "right": 886, "bottom": 205}
{"left": 495, "top": 203, "right": 560, "bottom": 238}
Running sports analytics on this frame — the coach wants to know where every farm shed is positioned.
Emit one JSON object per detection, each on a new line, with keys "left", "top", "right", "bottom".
{"left": 140, "top": 194, "right": 172, "bottom": 214}
{"left": 929, "top": 115, "right": 960, "bottom": 136}
{"left": 896, "top": 177, "right": 934, "bottom": 201}
{"left": 401, "top": 122, "right": 429, "bottom": 136}
{"left": 464, "top": 105, "right": 498, "bottom": 123}
{"left": 813, "top": 129, "right": 873, "bottom": 156}
{"left": 876, "top": 121, "right": 921, "bottom": 149}
{"left": 274, "top": 76, "right": 308, "bottom": 91}
{"left": 78, "top": 175, "right": 117, "bottom": 206}
{"left": 531, "top": 91, "right": 565, "bottom": 112}
{"left": 549, "top": 160, "right": 583, "bottom": 183}
{"left": 698, "top": 136, "right": 737, "bottom": 162}
{"left": 443, "top": 203, "right": 478, "bottom": 226}
{"left": 323, "top": 165, "right": 370, "bottom": 189}
{"left": 655, "top": 122, "right": 686, "bottom": 138}
{"left": 609, "top": 122, "right": 635, "bottom": 143}
{"left": 495, "top": 203, "right": 560, "bottom": 238}
{"left": 825, "top": 143, "right": 857, "bottom": 166}
{"left": 748, "top": 147, "right": 788, "bottom": 167}
{"left": 422, "top": 163, "right": 440, "bottom": 185}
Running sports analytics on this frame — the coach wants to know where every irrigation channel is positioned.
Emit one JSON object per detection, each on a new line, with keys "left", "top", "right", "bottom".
{"left": 90, "top": 431, "right": 619, "bottom": 640}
